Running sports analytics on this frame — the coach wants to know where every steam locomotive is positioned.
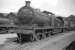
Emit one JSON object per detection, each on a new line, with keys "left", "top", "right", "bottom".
{"left": 15, "top": 1, "right": 74, "bottom": 42}
{"left": 0, "top": 1, "right": 74, "bottom": 42}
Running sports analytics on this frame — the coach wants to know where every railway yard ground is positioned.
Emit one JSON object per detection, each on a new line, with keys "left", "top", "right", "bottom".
{"left": 0, "top": 31, "right": 75, "bottom": 50}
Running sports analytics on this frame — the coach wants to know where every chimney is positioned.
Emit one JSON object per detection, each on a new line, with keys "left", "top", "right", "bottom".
{"left": 25, "top": 1, "right": 31, "bottom": 7}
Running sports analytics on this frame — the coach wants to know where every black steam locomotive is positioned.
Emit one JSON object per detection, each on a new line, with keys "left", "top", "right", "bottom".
{"left": 15, "top": 1, "right": 74, "bottom": 42}
{"left": 0, "top": 1, "right": 74, "bottom": 42}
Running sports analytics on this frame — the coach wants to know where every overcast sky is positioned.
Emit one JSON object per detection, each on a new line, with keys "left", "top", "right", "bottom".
{"left": 0, "top": 0, "right": 75, "bottom": 17}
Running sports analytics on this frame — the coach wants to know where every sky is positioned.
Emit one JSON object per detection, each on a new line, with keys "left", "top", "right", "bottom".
{"left": 0, "top": 0, "right": 75, "bottom": 17}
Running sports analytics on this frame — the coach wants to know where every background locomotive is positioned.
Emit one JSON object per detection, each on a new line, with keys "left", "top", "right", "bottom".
{"left": 0, "top": 1, "right": 74, "bottom": 42}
